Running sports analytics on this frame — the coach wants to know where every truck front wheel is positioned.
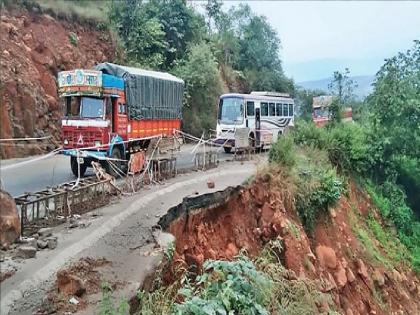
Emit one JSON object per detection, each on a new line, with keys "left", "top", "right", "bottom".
{"left": 106, "top": 147, "right": 126, "bottom": 177}
{"left": 70, "top": 156, "right": 87, "bottom": 177}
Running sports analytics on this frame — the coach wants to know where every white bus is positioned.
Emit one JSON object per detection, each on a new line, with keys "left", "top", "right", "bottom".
{"left": 214, "top": 92, "right": 295, "bottom": 153}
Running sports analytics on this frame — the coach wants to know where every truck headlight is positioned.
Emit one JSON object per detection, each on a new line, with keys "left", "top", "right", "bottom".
{"left": 94, "top": 140, "right": 101, "bottom": 147}
{"left": 64, "top": 139, "right": 69, "bottom": 145}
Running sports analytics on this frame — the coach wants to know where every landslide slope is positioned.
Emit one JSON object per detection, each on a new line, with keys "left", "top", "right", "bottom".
{"left": 0, "top": 4, "right": 116, "bottom": 158}
{"left": 160, "top": 170, "right": 420, "bottom": 315}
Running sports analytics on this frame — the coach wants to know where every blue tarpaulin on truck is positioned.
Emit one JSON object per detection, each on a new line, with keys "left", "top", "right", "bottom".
{"left": 94, "top": 63, "right": 184, "bottom": 120}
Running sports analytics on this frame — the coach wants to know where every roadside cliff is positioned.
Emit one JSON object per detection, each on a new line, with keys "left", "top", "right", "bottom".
{"left": 0, "top": 5, "right": 116, "bottom": 159}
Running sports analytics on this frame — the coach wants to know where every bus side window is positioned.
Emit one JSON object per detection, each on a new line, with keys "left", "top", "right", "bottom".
{"left": 282, "top": 103, "right": 288, "bottom": 117}
{"left": 289, "top": 104, "right": 294, "bottom": 116}
{"left": 261, "top": 102, "right": 268, "bottom": 116}
{"left": 269, "top": 102, "right": 275, "bottom": 116}
{"left": 246, "top": 101, "right": 255, "bottom": 117}
{"left": 276, "top": 103, "right": 282, "bottom": 116}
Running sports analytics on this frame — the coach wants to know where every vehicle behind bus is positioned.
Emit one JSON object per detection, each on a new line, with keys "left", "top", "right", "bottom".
{"left": 312, "top": 95, "right": 352, "bottom": 127}
{"left": 215, "top": 92, "right": 294, "bottom": 153}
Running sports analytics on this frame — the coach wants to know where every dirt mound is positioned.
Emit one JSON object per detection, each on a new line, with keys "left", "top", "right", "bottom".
{"left": 0, "top": 6, "right": 116, "bottom": 159}
{"left": 0, "top": 189, "right": 21, "bottom": 249}
{"left": 37, "top": 257, "right": 112, "bottom": 314}
{"left": 163, "top": 173, "right": 420, "bottom": 315}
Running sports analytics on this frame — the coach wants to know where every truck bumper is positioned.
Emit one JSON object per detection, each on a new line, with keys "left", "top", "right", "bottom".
{"left": 213, "top": 138, "right": 235, "bottom": 148}
{"left": 61, "top": 149, "right": 108, "bottom": 160}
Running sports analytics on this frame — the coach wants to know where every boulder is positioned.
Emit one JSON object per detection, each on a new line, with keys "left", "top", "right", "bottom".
{"left": 206, "top": 180, "right": 215, "bottom": 189}
{"left": 16, "top": 245, "right": 37, "bottom": 259}
{"left": 20, "top": 237, "right": 37, "bottom": 248}
{"left": 38, "top": 227, "right": 52, "bottom": 238}
{"left": 57, "top": 270, "right": 86, "bottom": 297}
{"left": 322, "top": 272, "right": 337, "bottom": 292}
{"left": 372, "top": 269, "right": 385, "bottom": 287}
{"left": 45, "top": 236, "right": 57, "bottom": 249}
{"left": 345, "top": 308, "right": 354, "bottom": 315}
{"left": 0, "top": 190, "right": 21, "bottom": 249}
{"left": 334, "top": 264, "right": 348, "bottom": 288}
{"left": 346, "top": 268, "right": 356, "bottom": 283}
{"left": 37, "top": 239, "right": 48, "bottom": 249}
{"left": 315, "top": 245, "right": 337, "bottom": 269}
{"left": 356, "top": 259, "right": 369, "bottom": 279}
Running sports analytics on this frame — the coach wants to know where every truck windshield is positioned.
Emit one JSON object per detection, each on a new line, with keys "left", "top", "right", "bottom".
{"left": 218, "top": 97, "right": 244, "bottom": 125}
{"left": 80, "top": 97, "right": 104, "bottom": 119}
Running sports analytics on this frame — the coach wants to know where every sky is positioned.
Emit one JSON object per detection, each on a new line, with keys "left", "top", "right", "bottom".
{"left": 218, "top": 1, "right": 420, "bottom": 82}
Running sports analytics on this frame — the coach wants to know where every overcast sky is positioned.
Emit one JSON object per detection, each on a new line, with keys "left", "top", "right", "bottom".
{"left": 219, "top": 1, "right": 420, "bottom": 81}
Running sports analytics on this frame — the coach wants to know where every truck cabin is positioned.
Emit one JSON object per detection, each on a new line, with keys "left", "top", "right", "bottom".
{"left": 58, "top": 69, "right": 126, "bottom": 149}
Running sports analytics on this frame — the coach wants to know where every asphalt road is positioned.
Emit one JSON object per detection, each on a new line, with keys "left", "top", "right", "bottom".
{"left": 1, "top": 161, "right": 257, "bottom": 314}
{"left": 0, "top": 145, "right": 233, "bottom": 197}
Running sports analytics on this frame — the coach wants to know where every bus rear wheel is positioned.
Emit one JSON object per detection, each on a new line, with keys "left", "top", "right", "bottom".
{"left": 70, "top": 156, "right": 87, "bottom": 177}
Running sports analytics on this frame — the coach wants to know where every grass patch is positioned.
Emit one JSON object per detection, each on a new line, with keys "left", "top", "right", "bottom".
{"left": 287, "top": 221, "right": 301, "bottom": 240}
{"left": 348, "top": 205, "right": 407, "bottom": 270}
{"left": 99, "top": 282, "right": 129, "bottom": 315}
{"left": 34, "top": 0, "right": 110, "bottom": 23}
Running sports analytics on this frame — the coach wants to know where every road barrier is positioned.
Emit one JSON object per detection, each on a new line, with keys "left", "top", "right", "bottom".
{"left": 15, "top": 177, "right": 116, "bottom": 236}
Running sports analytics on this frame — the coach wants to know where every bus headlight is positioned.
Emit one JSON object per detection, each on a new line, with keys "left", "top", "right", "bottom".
{"left": 94, "top": 140, "right": 101, "bottom": 147}
{"left": 64, "top": 139, "right": 69, "bottom": 145}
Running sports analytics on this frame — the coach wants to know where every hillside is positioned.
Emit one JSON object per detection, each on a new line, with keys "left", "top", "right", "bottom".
{"left": 298, "top": 75, "right": 375, "bottom": 99}
{"left": 135, "top": 147, "right": 420, "bottom": 314}
{"left": 0, "top": 4, "right": 116, "bottom": 159}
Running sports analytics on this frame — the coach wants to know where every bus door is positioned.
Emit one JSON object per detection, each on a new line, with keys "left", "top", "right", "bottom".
{"left": 255, "top": 107, "right": 261, "bottom": 147}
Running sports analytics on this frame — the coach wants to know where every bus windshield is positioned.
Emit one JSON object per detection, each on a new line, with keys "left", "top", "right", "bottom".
{"left": 218, "top": 97, "right": 244, "bottom": 125}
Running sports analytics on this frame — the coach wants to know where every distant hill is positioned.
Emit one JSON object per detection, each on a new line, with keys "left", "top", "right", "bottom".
{"left": 297, "top": 75, "right": 375, "bottom": 99}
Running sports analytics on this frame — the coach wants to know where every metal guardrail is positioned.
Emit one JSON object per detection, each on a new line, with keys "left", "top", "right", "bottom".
{"left": 14, "top": 177, "right": 115, "bottom": 235}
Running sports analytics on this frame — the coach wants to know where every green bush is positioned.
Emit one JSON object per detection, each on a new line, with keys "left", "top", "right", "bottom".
{"left": 296, "top": 168, "right": 344, "bottom": 233}
{"left": 175, "top": 256, "right": 272, "bottom": 315}
{"left": 136, "top": 242, "right": 330, "bottom": 315}
{"left": 292, "top": 120, "right": 326, "bottom": 148}
{"left": 366, "top": 180, "right": 420, "bottom": 272}
{"left": 269, "top": 135, "right": 297, "bottom": 168}
{"left": 325, "top": 123, "right": 372, "bottom": 174}
{"left": 69, "top": 32, "right": 78, "bottom": 46}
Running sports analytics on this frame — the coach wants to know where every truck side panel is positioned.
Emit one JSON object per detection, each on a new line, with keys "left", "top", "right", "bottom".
{"left": 129, "top": 119, "right": 181, "bottom": 138}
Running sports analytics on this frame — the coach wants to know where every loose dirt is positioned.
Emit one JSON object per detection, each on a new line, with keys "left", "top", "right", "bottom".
{"left": 35, "top": 257, "right": 121, "bottom": 315}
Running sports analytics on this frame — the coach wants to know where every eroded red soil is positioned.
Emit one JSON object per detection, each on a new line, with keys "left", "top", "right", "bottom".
{"left": 167, "top": 173, "right": 420, "bottom": 315}
{"left": 0, "top": 6, "right": 116, "bottom": 158}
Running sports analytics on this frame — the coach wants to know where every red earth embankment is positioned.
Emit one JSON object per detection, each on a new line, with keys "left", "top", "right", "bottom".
{"left": 0, "top": 5, "right": 116, "bottom": 158}
{"left": 160, "top": 171, "right": 420, "bottom": 315}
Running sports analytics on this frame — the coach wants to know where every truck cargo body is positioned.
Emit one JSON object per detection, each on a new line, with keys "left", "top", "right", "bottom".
{"left": 57, "top": 64, "right": 184, "bottom": 177}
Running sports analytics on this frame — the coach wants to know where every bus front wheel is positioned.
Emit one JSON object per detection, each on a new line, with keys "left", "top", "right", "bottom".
{"left": 224, "top": 147, "right": 232, "bottom": 154}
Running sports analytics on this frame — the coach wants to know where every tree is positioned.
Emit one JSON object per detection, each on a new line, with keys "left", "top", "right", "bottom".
{"left": 328, "top": 68, "right": 357, "bottom": 105}
{"left": 226, "top": 5, "right": 291, "bottom": 93}
{"left": 368, "top": 40, "right": 420, "bottom": 159}
{"left": 109, "top": 0, "right": 205, "bottom": 70}
{"left": 204, "top": 0, "right": 223, "bottom": 31}
{"left": 328, "top": 68, "right": 357, "bottom": 124}
{"left": 109, "top": 0, "right": 167, "bottom": 69}
{"left": 173, "top": 42, "right": 223, "bottom": 136}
